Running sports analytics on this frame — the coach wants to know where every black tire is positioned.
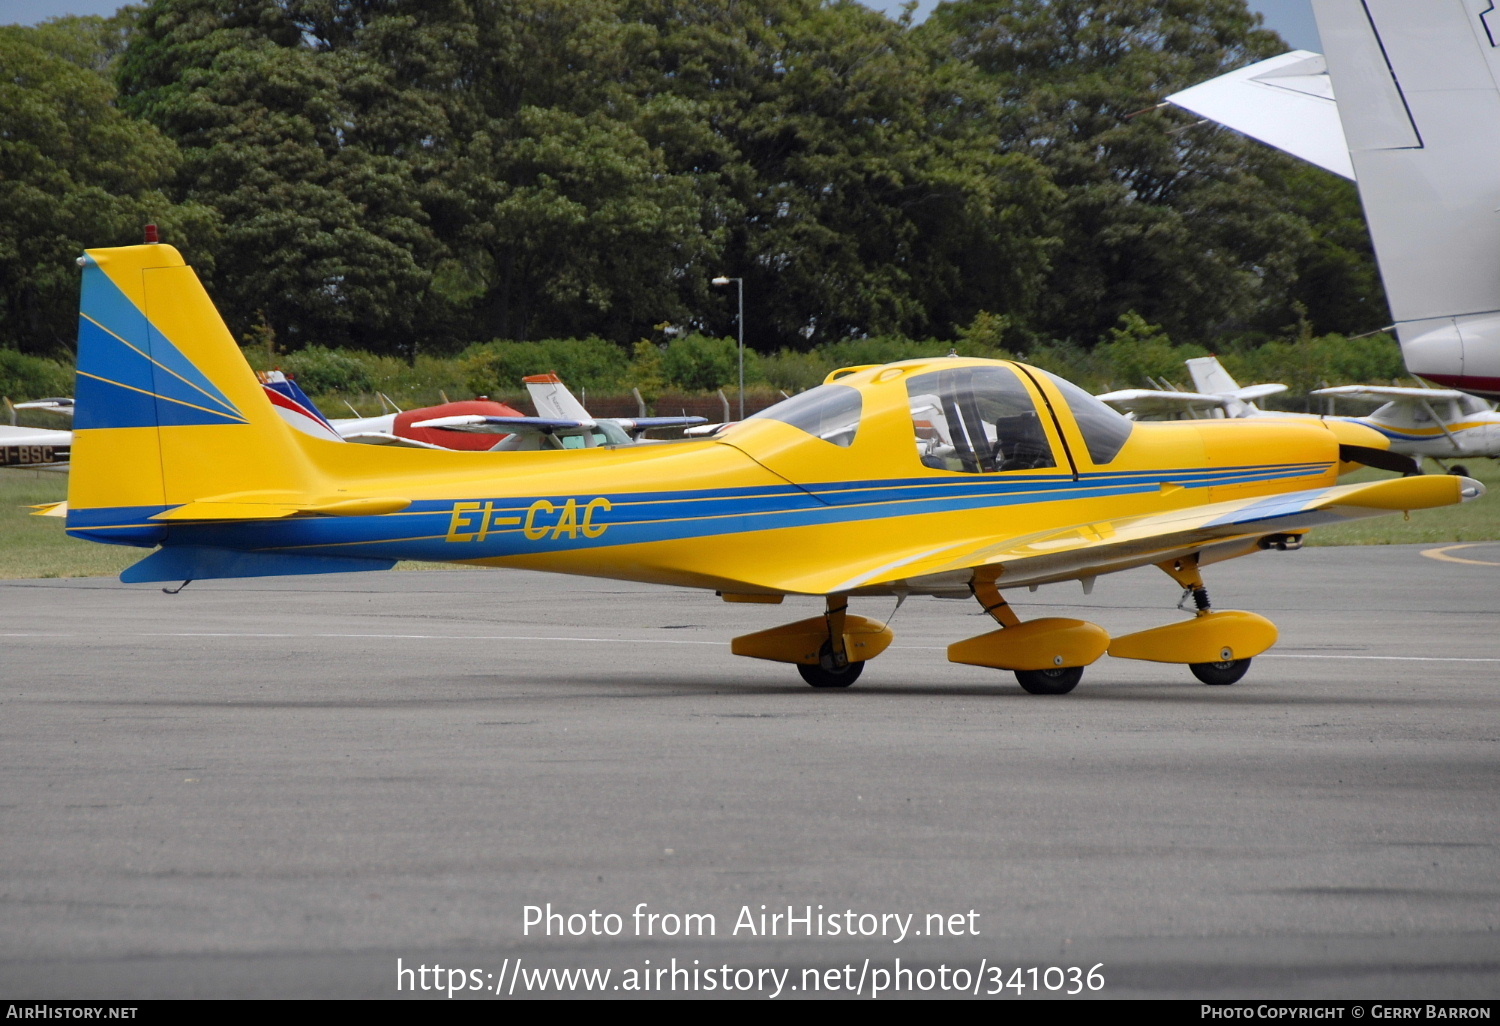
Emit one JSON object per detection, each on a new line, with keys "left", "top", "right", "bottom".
{"left": 1190, "top": 658, "right": 1251, "bottom": 686}
{"left": 1013, "top": 665, "right": 1083, "bottom": 695}
{"left": 798, "top": 659, "right": 863, "bottom": 688}
{"left": 1449, "top": 464, "right": 1471, "bottom": 478}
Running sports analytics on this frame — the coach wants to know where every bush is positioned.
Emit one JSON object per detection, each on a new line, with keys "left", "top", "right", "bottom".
{"left": 660, "top": 334, "right": 743, "bottom": 392}
{"left": 760, "top": 349, "right": 831, "bottom": 392}
{"left": 1222, "top": 332, "right": 1407, "bottom": 401}
{"left": 462, "top": 337, "right": 630, "bottom": 395}
{"left": 1091, "top": 312, "right": 1208, "bottom": 390}
{"left": 280, "top": 345, "right": 375, "bottom": 396}
{"left": 0, "top": 350, "right": 72, "bottom": 401}
{"left": 820, "top": 336, "right": 955, "bottom": 369}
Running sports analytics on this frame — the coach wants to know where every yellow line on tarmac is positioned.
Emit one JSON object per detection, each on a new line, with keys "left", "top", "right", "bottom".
{"left": 1421, "top": 542, "right": 1500, "bottom": 566}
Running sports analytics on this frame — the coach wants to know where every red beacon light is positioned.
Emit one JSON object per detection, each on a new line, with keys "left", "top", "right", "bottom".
{"left": 144, "top": 224, "right": 159, "bottom": 244}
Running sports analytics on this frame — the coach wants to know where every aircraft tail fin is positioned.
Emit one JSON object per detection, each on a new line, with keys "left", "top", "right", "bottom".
{"left": 259, "top": 370, "right": 345, "bottom": 442}
{"left": 66, "top": 243, "right": 334, "bottom": 547}
{"left": 1185, "top": 356, "right": 1241, "bottom": 396}
{"left": 523, "top": 373, "right": 593, "bottom": 421}
{"left": 1312, "top": 0, "right": 1500, "bottom": 397}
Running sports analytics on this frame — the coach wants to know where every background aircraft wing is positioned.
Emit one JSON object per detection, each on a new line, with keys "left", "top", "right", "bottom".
{"left": 743, "top": 474, "right": 1478, "bottom": 596}
{"left": 1311, "top": 385, "right": 1473, "bottom": 403}
{"left": 1095, "top": 388, "right": 1233, "bottom": 416}
{"left": 610, "top": 416, "right": 708, "bottom": 436}
{"left": 411, "top": 415, "right": 594, "bottom": 435}
{"left": 1234, "top": 383, "right": 1289, "bottom": 402}
{"left": 11, "top": 398, "right": 74, "bottom": 418}
{"left": 338, "top": 431, "right": 453, "bottom": 450}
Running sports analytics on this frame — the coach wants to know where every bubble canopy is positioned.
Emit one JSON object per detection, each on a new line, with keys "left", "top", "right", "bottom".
{"left": 745, "top": 382, "right": 863, "bottom": 447}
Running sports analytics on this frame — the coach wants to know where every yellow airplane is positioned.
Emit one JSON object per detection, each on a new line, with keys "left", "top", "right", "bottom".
{"left": 62, "top": 242, "right": 1485, "bottom": 693}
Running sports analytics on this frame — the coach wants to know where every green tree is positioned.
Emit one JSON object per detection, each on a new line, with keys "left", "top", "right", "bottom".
{"left": 118, "top": 0, "right": 452, "bottom": 357}
{"left": 1092, "top": 310, "right": 1207, "bottom": 387}
{"left": 0, "top": 15, "right": 214, "bottom": 357}
{"left": 660, "top": 333, "right": 742, "bottom": 391}
{"left": 923, "top": 0, "right": 1319, "bottom": 346}
{"left": 622, "top": 0, "right": 1059, "bottom": 350}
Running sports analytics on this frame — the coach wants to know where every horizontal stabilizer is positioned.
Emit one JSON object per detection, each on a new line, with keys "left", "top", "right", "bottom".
{"left": 121, "top": 545, "right": 396, "bottom": 583}
{"left": 28, "top": 501, "right": 68, "bottom": 517}
{"left": 1166, "top": 50, "right": 1353, "bottom": 179}
{"left": 149, "top": 495, "right": 411, "bottom": 521}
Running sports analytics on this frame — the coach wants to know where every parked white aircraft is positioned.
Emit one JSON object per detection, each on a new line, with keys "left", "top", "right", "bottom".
{"left": 1, "top": 398, "right": 72, "bottom": 471}
{"left": 17, "top": 370, "right": 703, "bottom": 475}
{"left": 1096, "top": 357, "right": 1287, "bottom": 420}
{"left": 1310, "top": 385, "right": 1500, "bottom": 475}
{"left": 409, "top": 372, "right": 705, "bottom": 449}
{"left": 1167, "top": 0, "right": 1500, "bottom": 400}
{"left": 1099, "top": 357, "right": 1500, "bottom": 474}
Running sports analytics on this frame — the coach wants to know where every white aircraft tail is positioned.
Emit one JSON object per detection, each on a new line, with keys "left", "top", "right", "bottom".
{"left": 1185, "top": 356, "right": 1242, "bottom": 396}
{"left": 1166, "top": 50, "right": 1353, "bottom": 179}
{"left": 1313, "top": 0, "right": 1500, "bottom": 397}
{"left": 523, "top": 373, "right": 591, "bottom": 421}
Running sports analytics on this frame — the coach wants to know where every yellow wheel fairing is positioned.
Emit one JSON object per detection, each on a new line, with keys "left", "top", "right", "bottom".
{"left": 732, "top": 614, "right": 894, "bottom": 666}
{"left": 947, "top": 618, "right": 1111, "bottom": 672}
{"left": 1107, "top": 610, "right": 1279, "bottom": 665}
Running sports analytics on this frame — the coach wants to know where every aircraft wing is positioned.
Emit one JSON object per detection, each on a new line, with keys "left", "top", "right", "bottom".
{"left": 412, "top": 415, "right": 593, "bottom": 435}
{"left": 685, "top": 422, "right": 734, "bottom": 437}
{"left": 756, "top": 474, "right": 1479, "bottom": 596}
{"left": 1236, "top": 383, "right": 1289, "bottom": 402}
{"left": 1311, "top": 385, "right": 1473, "bottom": 403}
{"left": 338, "top": 431, "right": 454, "bottom": 450}
{"left": 12, "top": 398, "right": 74, "bottom": 418}
{"left": 1166, "top": 50, "right": 1354, "bottom": 180}
{"left": 1095, "top": 388, "right": 1233, "bottom": 416}
{"left": 611, "top": 416, "right": 708, "bottom": 435}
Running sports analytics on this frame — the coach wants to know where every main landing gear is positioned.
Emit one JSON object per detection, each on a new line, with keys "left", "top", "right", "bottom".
{"left": 730, "top": 594, "right": 892, "bottom": 688}
{"left": 947, "top": 558, "right": 1279, "bottom": 694}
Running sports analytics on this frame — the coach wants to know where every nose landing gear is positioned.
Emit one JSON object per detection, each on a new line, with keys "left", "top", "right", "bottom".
{"left": 1106, "top": 556, "right": 1278, "bottom": 685}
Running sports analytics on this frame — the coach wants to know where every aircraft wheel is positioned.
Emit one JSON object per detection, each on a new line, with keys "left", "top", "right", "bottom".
{"left": 798, "top": 659, "right": 863, "bottom": 688}
{"left": 1013, "top": 666, "right": 1083, "bottom": 695}
{"left": 1449, "top": 464, "right": 1471, "bottom": 477}
{"left": 1190, "top": 658, "right": 1251, "bottom": 686}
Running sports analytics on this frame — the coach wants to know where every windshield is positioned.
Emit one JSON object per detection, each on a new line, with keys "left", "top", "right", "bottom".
{"left": 746, "top": 383, "right": 862, "bottom": 447}
{"left": 1037, "top": 370, "right": 1133, "bottom": 465}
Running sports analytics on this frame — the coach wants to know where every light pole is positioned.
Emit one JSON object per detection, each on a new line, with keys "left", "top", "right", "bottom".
{"left": 711, "top": 275, "right": 744, "bottom": 420}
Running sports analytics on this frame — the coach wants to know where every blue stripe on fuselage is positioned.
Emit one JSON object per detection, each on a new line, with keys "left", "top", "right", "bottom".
{"left": 88, "top": 461, "right": 1332, "bottom": 562}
